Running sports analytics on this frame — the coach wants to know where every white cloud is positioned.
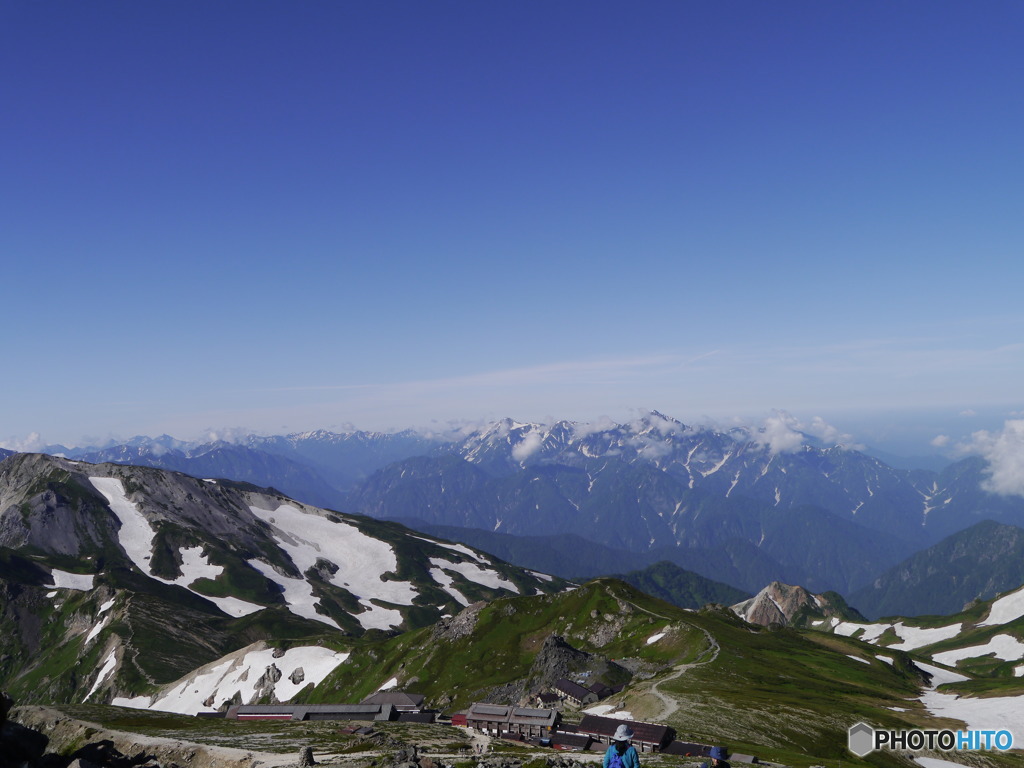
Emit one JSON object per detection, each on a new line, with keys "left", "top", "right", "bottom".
{"left": 960, "top": 409, "right": 978, "bottom": 417}
{"left": 750, "top": 411, "right": 858, "bottom": 455}
{"left": 511, "top": 431, "right": 543, "bottom": 462}
{"left": 0, "top": 432, "right": 46, "bottom": 452}
{"left": 202, "top": 426, "right": 256, "bottom": 444}
{"left": 753, "top": 411, "right": 805, "bottom": 454}
{"left": 963, "top": 420, "right": 1024, "bottom": 497}
{"left": 805, "top": 416, "right": 861, "bottom": 448}
{"left": 571, "top": 416, "right": 618, "bottom": 439}
{"left": 931, "top": 434, "right": 951, "bottom": 448}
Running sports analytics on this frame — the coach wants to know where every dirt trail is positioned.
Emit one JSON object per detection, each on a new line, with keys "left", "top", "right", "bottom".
{"left": 647, "top": 625, "right": 720, "bottom": 720}
{"left": 613, "top": 589, "right": 721, "bottom": 722}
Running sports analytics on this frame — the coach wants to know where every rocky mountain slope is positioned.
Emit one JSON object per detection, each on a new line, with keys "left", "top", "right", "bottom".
{"left": 0, "top": 453, "right": 565, "bottom": 705}
{"left": 816, "top": 579, "right": 1024, "bottom": 731}
{"left": 731, "top": 581, "right": 864, "bottom": 627}
{"left": 849, "top": 520, "right": 1024, "bottom": 619}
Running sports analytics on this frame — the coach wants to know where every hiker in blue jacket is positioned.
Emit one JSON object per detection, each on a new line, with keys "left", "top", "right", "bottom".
{"left": 604, "top": 725, "right": 640, "bottom": 768}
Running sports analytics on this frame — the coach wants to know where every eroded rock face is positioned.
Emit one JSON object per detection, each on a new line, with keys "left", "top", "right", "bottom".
{"left": 253, "top": 663, "right": 282, "bottom": 701}
{"left": 430, "top": 601, "right": 485, "bottom": 642}
{"left": 731, "top": 581, "right": 843, "bottom": 627}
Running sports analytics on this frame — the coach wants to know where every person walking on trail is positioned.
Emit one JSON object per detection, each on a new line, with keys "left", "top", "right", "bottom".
{"left": 603, "top": 725, "right": 640, "bottom": 768}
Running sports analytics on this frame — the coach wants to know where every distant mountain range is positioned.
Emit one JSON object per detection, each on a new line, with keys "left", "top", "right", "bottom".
{"left": 10, "top": 411, "right": 1024, "bottom": 612}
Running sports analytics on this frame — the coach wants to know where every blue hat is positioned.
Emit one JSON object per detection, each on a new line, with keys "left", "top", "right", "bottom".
{"left": 710, "top": 747, "right": 727, "bottom": 760}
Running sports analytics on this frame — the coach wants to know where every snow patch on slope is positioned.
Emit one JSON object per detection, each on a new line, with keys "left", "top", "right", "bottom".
{"left": 50, "top": 569, "right": 95, "bottom": 591}
{"left": 90, "top": 477, "right": 263, "bottom": 617}
{"left": 429, "top": 557, "right": 519, "bottom": 594}
{"left": 112, "top": 644, "right": 349, "bottom": 714}
{"left": 249, "top": 503, "right": 418, "bottom": 630}
{"left": 931, "top": 634, "right": 1024, "bottom": 666}
{"left": 979, "top": 585, "right": 1024, "bottom": 627}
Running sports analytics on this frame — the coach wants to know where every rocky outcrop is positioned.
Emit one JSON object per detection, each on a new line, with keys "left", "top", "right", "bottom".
{"left": 431, "top": 601, "right": 485, "bottom": 642}
{"left": 731, "top": 581, "right": 859, "bottom": 627}
{"left": 524, "top": 634, "right": 631, "bottom": 700}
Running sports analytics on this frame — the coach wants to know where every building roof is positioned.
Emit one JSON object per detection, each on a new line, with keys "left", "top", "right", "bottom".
{"left": 361, "top": 692, "right": 426, "bottom": 708}
{"left": 509, "top": 708, "right": 559, "bottom": 727}
{"left": 230, "top": 703, "right": 395, "bottom": 722}
{"left": 554, "top": 678, "right": 594, "bottom": 700}
{"left": 551, "top": 733, "right": 592, "bottom": 749}
{"left": 468, "top": 703, "right": 512, "bottom": 719}
{"left": 664, "top": 741, "right": 712, "bottom": 757}
{"left": 578, "top": 715, "right": 672, "bottom": 746}
{"left": 466, "top": 703, "right": 558, "bottom": 728}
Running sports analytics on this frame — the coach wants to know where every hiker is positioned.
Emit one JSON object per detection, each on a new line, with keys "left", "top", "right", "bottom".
{"left": 702, "top": 746, "right": 731, "bottom": 768}
{"left": 603, "top": 724, "right": 640, "bottom": 768}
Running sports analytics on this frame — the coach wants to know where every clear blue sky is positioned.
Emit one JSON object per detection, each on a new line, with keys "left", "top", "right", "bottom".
{"left": 2, "top": 1, "right": 1023, "bottom": 454}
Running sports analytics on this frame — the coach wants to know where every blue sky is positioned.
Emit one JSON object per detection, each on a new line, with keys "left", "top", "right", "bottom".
{"left": 2, "top": 1, "right": 1023, "bottom": 456}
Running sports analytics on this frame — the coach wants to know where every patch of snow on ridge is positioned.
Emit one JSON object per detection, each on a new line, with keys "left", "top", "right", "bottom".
{"left": 249, "top": 503, "right": 418, "bottom": 630}
{"left": 165, "top": 546, "right": 223, "bottom": 587}
{"left": 84, "top": 649, "right": 117, "bottom": 702}
{"left": 112, "top": 645, "right": 350, "bottom": 714}
{"left": 356, "top": 599, "right": 404, "bottom": 631}
{"left": 833, "top": 621, "right": 893, "bottom": 643}
{"left": 90, "top": 477, "right": 157, "bottom": 574}
{"left": 847, "top": 655, "right": 870, "bottom": 664}
{"left": 836, "top": 620, "right": 964, "bottom": 652}
{"left": 89, "top": 478, "right": 262, "bottom": 618}
{"left": 84, "top": 615, "right": 110, "bottom": 645}
{"left": 931, "top": 635, "right": 1024, "bottom": 666}
{"left": 979, "top": 585, "right": 1024, "bottom": 627}
{"left": 247, "top": 559, "right": 340, "bottom": 629}
{"left": 98, "top": 598, "right": 115, "bottom": 614}
{"left": 50, "top": 569, "right": 95, "bottom": 590}
{"left": 583, "top": 704, "right": 635, "bottom": 720}
{"left": 647, "top": 632, "right": 666, "bottom": 645}
{"left": 889, "top": 622, "right": 963, "bottom": 651}
{"left": 429, "top": 557, "right": 519, "bottom": 593}
{"left": 429, "top": 567, "right": 470, "bottom": 606}
{"left": 914, "top": 661, "right": 969, "bottom": 687}
{"left": 920, "top": 686, "right": 1024, "bottom": 735}
{"left": 411, "top": 535, "right": 484, "bottom": 562}
{"left": 378, "top": 677, "right": 399, "bottom": 691}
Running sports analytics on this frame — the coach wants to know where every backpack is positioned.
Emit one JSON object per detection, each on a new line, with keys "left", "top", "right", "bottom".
{"left": 607, "top": 747, "right": 626, "bottom": 768}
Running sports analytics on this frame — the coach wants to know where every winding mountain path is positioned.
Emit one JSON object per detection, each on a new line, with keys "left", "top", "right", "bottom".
{"left": 647, "top": 624, "right": 720, "bottom": 720}
{"left": 612, "top": 588, "right": 721, "bottom": 721}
